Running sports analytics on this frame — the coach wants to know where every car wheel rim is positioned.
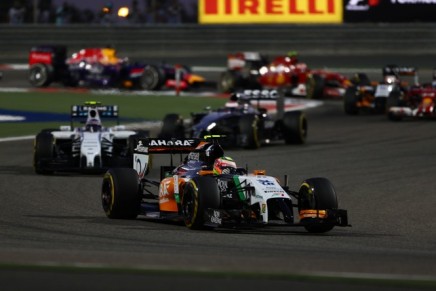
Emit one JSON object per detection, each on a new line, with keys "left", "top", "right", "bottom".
{"left": 141, "top": 70, "right": 157, "bottom": 89}
{"left": 31, "top": 69, "right": 42, "bottom": 83}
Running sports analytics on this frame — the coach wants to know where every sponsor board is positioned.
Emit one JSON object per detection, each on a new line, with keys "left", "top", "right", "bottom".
{"left": 345, "top": 0, "right": 380, "bottom": 11}
{"left": 344, "top": 0, "right": 436, "bottom": 22}
{"left": 199, "top": 0, "right": 343, "bottom": 24}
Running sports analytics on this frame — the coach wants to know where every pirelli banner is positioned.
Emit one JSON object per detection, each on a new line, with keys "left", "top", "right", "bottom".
{"left": 344, "top": 0, "right": 436, "bottom": 22}
{"left": 199, "top": 0, "right": 344, "bottom": 24}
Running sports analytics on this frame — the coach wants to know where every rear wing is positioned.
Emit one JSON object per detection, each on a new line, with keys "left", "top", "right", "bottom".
{"left": 230, "top": 89, "right": 285, "bottom": 115}
{"left": 231, "top": 89, "right": 279, "bottom": 102}
{"left": 381, "top": 65, "right": 419, "bottom": 86}
{"left": 133, "top": 138, "right": 202, "bottom": 154}
{"left": 71, "top": 102, "right": 119, "bottom": 124}
{"left": 383, "top": 65, "right": 417, "bottom": 77}
{"left": 227, "top": 51, "right": 263, "bottom": 70}
{"left": 29, "top": 45, "right": 67, "bottom": 67}
{"left": 132, "top": 138, "right": 203, "bottom": 179}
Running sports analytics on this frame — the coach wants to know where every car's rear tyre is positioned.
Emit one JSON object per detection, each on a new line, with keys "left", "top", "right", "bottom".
{"left": 351, "top": 73, "right": 371, "bottom": 86}
{"left": 306, "top": 74, "right": 325, "bottom": 99}
{"left": 182, "top": 176, "right": 220, "bottom": 229}
{"left": 374, "top": 97, "right": 386, "bottom": 114}
{"left": 238, "top": 114, "right": 260, "bottom": 149}
{"left": 139, "top": 65, "right": 165, "bottom": 90}
{"left": 282, "top": 111, "right": 307, "bottom": 144}
{"left": 158, "top": 113, "right": 185, "bottom": 139}
{"left": 101, "top": 168, "right": 140, "bottom": 219}
{"left": 34, "top": 132, "right": 54, "bottom": 175}
{"left": 344, "top": 86, "right": 359, "bottom": 115}
{"left": 29, "top": 63, "right": 53, "bottom": 87}
{"left": 298, "top": 177, "right": 338, "bottom": 233}
{"left": 386, "top": 89, "right": 403, "bottom": 121}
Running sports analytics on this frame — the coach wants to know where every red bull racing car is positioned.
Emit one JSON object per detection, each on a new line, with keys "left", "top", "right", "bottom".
{"left": 28, "top": 45, "right": 204, "bottom": 90}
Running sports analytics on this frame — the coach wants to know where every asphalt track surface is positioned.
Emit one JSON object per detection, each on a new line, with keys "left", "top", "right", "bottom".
{"left": 1, "top": 60, "right": 436, "bottom": 290}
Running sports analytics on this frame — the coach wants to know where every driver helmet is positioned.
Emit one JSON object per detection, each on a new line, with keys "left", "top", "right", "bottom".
{"left": 384, "top": 74, "right": 398, "bottom": 84}
{"left": 287, "top": 50, "right": 298, "bottom": 63}
{"left": 213, "top": 156, "right": 237, "bottom": 175}
{"left": 193, "top": 141, "right": 225, "bottom": 167}
{"left": 85, "top": 118, "right": 102, "bottom": 132}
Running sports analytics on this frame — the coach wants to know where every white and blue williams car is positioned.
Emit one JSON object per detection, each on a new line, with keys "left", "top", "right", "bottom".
{"left": 33, "top": 101, "right": 147, "bottom": 174}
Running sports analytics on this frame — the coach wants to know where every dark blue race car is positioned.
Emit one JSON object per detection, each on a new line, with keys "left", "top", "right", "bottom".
{"left": 158, "top": 90, "right": 308, "bottom": 149}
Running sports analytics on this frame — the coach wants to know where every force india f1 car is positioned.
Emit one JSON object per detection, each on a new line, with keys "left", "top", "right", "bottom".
{"left": 344, "top": 65, "right": 419, "bottom": 115}
{"left": 101, "top": 137, "right": 350, "bottom": 233}
{"left": 28, "top": 45, "right": 205, "bottom": 90}
{"left": 158, "top": 90, "right": 307, "bottom": 149}
{"left": 219, "top": 51, "right": 351, "bottom": 99}
{"left": 33, "top": 101, "right": 147, "bottom": 174}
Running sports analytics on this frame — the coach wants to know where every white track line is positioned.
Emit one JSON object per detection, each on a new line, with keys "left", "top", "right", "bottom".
{"left": 0, "top": 135, "right": 35, "bottom": 142}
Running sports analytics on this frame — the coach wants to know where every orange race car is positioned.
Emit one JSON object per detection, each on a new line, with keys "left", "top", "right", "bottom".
{"left": 101, "top": 137, "right": 350, "bottom": 233}
{"left": 344, "top": 65, "right": 419, "bottom": 115}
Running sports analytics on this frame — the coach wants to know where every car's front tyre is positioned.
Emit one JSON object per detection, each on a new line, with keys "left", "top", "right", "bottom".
{"left": 34, "top": 132, "right": 54, "bottom": 175}
{"left": 182, "top": 176, "right": 220, "bottom": 229}
{"left": 298, "top": 177, "right": 338, "bottom": 233}
{"left": 101, "top": 168, "right": 140, "bottom": 219}
{"left": 344, "top": 86, "right": 360, "bottom": 115}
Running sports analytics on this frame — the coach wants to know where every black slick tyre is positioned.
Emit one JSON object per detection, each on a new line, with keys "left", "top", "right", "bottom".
{"left": 158, "top": 113, "right": 185, "bottom": 139}
{"left": 344, "top": 86, "right": 359, "bottom": 115}
{"left": 101, "top": 168, "right": 140, "bottom": 219}
{"left": 298, "top": 177, "right": 338, "bottom": 233}
{"left": 34, "top": 132, "right": 54, "bottom": 175}
{"left": 282, "top": 111, "right": 307, "bottom": 144}
{"left": 351, "top": 73, "right": 370, "bottom": 86}
{"left": 306, "top": 74, "right": 325, "bottom": 99}
{"left": 386, "top": 90, "right": 403, "bottom": 121}
{"left": 139, "top": 65, "right": 165, "bottom": 90}
{"left": 238, "top": 114, "right": 260, "bottom": 149}
{"left": 182, "top": 176, "right": 220, "bottom": 229}
{"left": 374, "top": 97, "right": 386, "bottom": 114}
{"left": 29, "top": 63, "right": 53, "bottom": 87}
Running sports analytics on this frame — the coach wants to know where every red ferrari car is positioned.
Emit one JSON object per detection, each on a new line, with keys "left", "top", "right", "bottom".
{"left": 387, "top": 82, "right": 436, "bottom": 121}
{"left": 219, "top": 51, "right": 351, "bottom": 99}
